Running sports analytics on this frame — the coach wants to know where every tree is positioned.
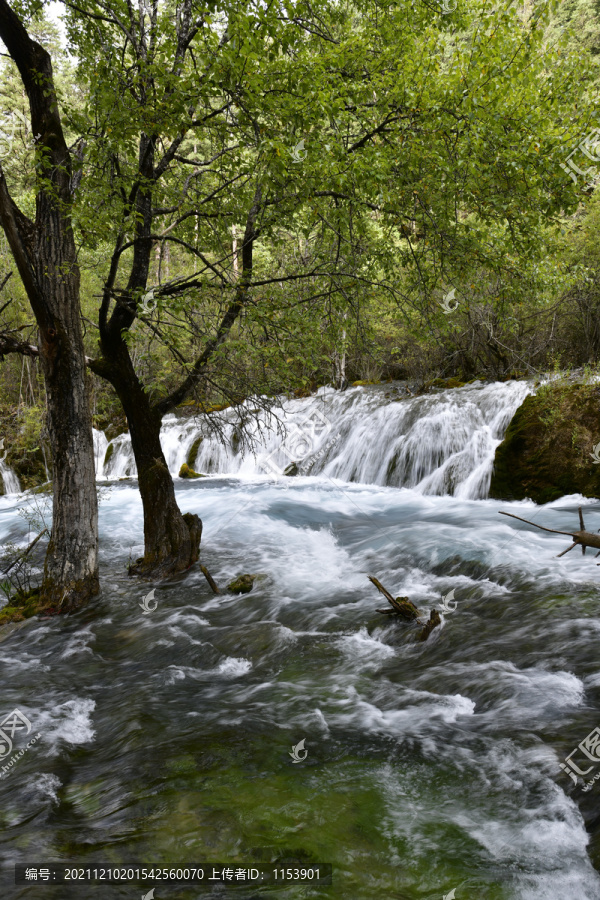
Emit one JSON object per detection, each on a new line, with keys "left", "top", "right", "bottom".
{"left": 58, "top": 0, "right": 588, "bottom": 580}
{"left": 0, "top": 0, "right": 99, "bottom": 611}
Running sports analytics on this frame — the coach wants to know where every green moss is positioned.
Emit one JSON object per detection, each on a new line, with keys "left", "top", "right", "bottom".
{"left": 0, "top": 587, "right": 46, "bottom": 625}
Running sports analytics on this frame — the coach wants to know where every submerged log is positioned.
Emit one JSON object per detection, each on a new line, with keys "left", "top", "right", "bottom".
{"left": 499, "top": 508, "right": 600, "bottom": 559}
{"left": 368, "top": 575, "right": 421, "bottom": 620}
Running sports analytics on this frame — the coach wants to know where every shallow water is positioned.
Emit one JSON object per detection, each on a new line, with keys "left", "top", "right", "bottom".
{"left": 2, "top": 471, "right": 600, "bottom": 899}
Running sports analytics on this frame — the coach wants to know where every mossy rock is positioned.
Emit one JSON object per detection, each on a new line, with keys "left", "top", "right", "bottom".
{"left": 227, "top": 574, "right": 255, "bottom": 594}
{"left": 186, "top": 437, "right": 204, "bottom": 468}
{"left": 490, "top": 381, "right": 600, "bottom": 503}
{"left": 179, "top": 463, "right": 205, "bottom": 479}
{"left": 104, "top": 442, "right": 114, "bottom": 467}
{"left": 429, "top": 377, "right": 465, "bottom": 389}
{"left": 283, "top": 462, "right": 299, "bottom": 476}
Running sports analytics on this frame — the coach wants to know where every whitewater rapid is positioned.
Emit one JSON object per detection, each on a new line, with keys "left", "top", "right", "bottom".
{"left": 93, "top": 379, "right": 532, "bottom": 499}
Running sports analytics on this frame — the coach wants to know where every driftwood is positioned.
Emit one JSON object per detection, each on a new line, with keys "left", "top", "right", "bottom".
{"left": 499, "top": 508, "right": 600, "bottom": 560}
{"left": 200, "top": 565, "right": 221, "bottom": 594}
{"left": 418, "top": 609, "right": 441, "bottom": 642}
{"left": 368, "top": 575, "right": 421, "bottom": 620}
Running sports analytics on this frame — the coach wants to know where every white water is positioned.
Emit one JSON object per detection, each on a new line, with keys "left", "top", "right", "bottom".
{"left": 95, "top": 379, "right": 532, "bottom": 498}
{"left": 0, "top": 458, "right": 20, "bottom": 495}
{"left": 4, "top": 379, "right": 600, "bottom": 899}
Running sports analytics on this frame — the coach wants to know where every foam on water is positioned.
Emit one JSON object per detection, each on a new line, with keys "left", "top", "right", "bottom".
{"left": 31, "top": 698, "right": 96, "bottom": 755}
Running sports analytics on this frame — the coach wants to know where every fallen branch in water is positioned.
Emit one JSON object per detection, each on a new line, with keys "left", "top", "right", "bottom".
{"left": 200, "top": 565, "right": 221, "bottom": 594}
{"left": 368, "top": 576, "right": 442, "bottom": 641}
{"left": 499, "top": 508, "right": 600, "bottom": 559}
{"left": 368, "top": 575, "right": 421, "bottom": 620}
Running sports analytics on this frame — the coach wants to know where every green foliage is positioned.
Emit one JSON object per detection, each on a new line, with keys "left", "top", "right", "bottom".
{"left": 0, "top": 0, "right": 599, "bottom": 434}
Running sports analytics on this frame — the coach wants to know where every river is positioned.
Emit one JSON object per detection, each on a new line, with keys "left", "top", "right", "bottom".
{"left": 1, "top": 379, "right": 600, "bottom": 899}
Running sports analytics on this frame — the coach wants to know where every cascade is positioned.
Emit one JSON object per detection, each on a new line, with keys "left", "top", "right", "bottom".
{"left": 0, "top": 457, "right": 20, "bottom": 495}
{"left": 95, "top": 379, "right": 531, "bottom": 499}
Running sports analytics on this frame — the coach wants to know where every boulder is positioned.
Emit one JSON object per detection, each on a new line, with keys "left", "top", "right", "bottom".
{"left": 490, "top": 382, "right": 600, "bottom": 503}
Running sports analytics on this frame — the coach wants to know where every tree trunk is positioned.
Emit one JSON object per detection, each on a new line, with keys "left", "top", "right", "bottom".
{"left": 90, "top": 348, "right": 201, "bottom": 578}
{"left": 35, "top": 226, "right": 99, "bottom": 609}
{"left": 0, "top": 1, "right": 99, "bottom": 612}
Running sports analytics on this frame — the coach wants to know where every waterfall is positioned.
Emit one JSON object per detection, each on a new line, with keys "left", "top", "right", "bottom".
{"left": 0, "top": 457, "right": 20, "bottom": 495}
{"left": 94, "top": 379, "right": 532, "bottom": 499}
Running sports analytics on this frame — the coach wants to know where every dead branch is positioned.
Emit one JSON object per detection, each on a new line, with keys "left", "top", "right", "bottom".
{"left": 499, "top": 508, "right": 600, "bottom": 559}
{"left": 200, "top": 564, "right": 221, "bottom": 594}
{"left": 368, "top": 575, "right": 421, "bottom": 620}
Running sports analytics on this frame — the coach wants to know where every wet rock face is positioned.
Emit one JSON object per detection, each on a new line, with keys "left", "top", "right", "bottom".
{"left": 489, "top": 382, "right": 600, "bottom": 503}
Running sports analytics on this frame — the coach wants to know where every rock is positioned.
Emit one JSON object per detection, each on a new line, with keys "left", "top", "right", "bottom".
{"left": 179, "top": 463, "right": 205, "bottom": 479}
{"left": 490, "top": 382, "right": 600, "bottom": 503}
{"left": 186, "top": 436, "right": 203, "bottom": 468}
{"left": 283, "top": 462, "right": 299, "bottom": 476}
{"left": 227, "top": 574, "right": 256, "bottom": 594}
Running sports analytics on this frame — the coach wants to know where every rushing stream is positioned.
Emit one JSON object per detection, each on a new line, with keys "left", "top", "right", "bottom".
{"left": 2, "top": 380, "right": 600, "bottom": 899}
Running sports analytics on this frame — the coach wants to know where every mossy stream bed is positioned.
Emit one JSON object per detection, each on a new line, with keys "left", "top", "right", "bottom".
{"left": 1, "top": 478, "right": 600, "bottom": 899}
